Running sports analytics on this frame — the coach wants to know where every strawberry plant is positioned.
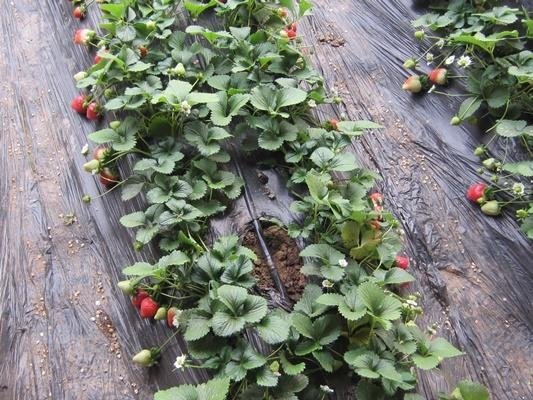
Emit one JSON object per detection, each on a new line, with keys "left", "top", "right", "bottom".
{"left": 402, "top": 0, "right": 533, "bottom": 238}
{"left": 68, "top": 0, "right": 489, "bottom": 398}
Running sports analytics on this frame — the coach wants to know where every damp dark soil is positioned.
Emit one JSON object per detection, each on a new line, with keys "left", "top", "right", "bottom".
{"left": 242, "top": 225, "right": 306, "bottom": 302}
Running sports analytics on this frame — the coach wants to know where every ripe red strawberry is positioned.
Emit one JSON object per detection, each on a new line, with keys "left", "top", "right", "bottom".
{"left": 289, "top": 22, "right": 297, "bottom": 32}
{"left": 73, "top": 29, "right": 95, "bottom": 46}
{"left": 71, "top": 94, "right": 88, "bottom": 114}
{"left": 73, "top": 6, "right": 86, "bottom": 20}
{"left": 395, "top": 255, "right": 410, "bottom": 270}
{"left": 466, "top": 183, "right": 486, "bottom": 203}
{"left": 86, "top": 102, "right": 101, "bottom": 120}
{"left": 132, "top": 290, "right": 149, "bottom": 308}
{"left": 329, "top": 119, "right": 339, "bottom": 131}
{"left": 428, "top": 68, "right": 447, "bottom": 85}
{"left": 139, "top": 45, "right": 148, "bottom": 58}
{"left": 286, "top": 28, "right": 297, "bottom": 39}
{"left": 139, "top": 297, "right": 159, "bottom": 319}
{"left": 99, "top": 167, "right": 119, "bottom": 187}
{"left": 402, "top": 76, "right": 422, "bottom": 93}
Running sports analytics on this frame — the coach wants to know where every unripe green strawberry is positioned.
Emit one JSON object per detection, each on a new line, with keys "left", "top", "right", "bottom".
{"left": 154, "top": 307, "right": 167, "bottom": 320}
{"left": 132, "top": 349, "right": 152, "bottom": 366}
{"left": 146, "top": 20, "right": 156, "bottom": 30}
{"left": 451, "top": 388, "right": 463, "bottom": 400}
{"left": 133, "top": 241, "right": 144, "bottom": 251}
{"left": 117, "top": 280, "right": 134, "bottom": 295}
{"left": 109, "top": 120, "right": 121, "bottom": 130}
{"left": 83, "top": 159, "right": 100, "bottom": 173}
{"left": 172, "top": 63, "right": 186, "bottom": 76}
{"left": 481, "top": 200, "right": 500, "bottom": 216}
{"left": 414, "top": 30, "right": 425, "bottom": 40}
{"left": 82, "top": 194, "right": 91, "bottom": 203}
{"left": 450, "top": 116, "right": 461, "bottom": 125}
{"left": 132, "top": 348, "right": 160, "bottom": 367}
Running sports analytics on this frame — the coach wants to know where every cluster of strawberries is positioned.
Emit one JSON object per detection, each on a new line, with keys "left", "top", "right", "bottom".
{"left": 466, "top": 183, "right": 500, "bottom": 216}
{"left": 71, "top": 94, "right": 101, "bottom": 121}
{"left": 70, "top": 2, "right": 103, "bottom": 121}
{"left": 402, "top": 68, "right": 448, "bottom": 93}
{"left": 123, "top": 284, "right": 181, "bottom": 329}
{"left": 82, "top": 145, "right": 120, "bottom": 188}
{"left": 370, "top": 193, "right": 411, "bottom": 271}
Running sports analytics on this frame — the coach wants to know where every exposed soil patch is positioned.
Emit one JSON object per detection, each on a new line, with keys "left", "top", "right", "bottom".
{"left": 243, "top": 224, "right": 306, "bottom": 302}
{"left": 318, "top": 32, "right": 346, "bottom": 47}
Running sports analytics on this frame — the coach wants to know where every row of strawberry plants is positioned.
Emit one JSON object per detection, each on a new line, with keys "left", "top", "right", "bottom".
{"left": 69, "top": 0, "right": 484, "bottom": 399}
{"left": 401, "top": 0, "right": 532, "bottom": 238}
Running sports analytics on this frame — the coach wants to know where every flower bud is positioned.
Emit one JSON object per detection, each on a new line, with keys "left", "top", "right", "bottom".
{"left": 473, "top": 146, "right": 485, "bottom": 157}
{"left": 403, "top": 58, "right": 417, "bottom": 69}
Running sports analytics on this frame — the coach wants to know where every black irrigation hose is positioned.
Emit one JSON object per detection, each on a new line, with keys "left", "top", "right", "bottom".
{"left": 230, "top": 145, "right": 289, "bottom": 301}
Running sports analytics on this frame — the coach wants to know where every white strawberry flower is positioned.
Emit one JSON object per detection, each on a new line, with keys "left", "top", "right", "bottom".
{"left": 457, "top": 55, "right": 472, "bottom": 68}
{"left": 338, "top": 259, "right": 348, "bottom": 268}
{"left": 426, "top": 52, "right": 434, "bottom": 65}
{"left": 436, "top": 39, "right": 445, "bottom": 48}
{"left": 320, "top": 385, "right": 334, "bottom": 393}
{"left": 180, "top": 100, "right": 191, "bottom": 116}
{"left": 173, "top": 354, "right": 187, "bottom": 370}
{"left": 512, "top": 183, "right": 525, "bottom": 196}
{"left": 322, "top": 280, "right": 334, "bottom": 288}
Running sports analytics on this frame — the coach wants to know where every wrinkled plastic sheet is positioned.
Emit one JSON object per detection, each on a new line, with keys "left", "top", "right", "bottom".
{"left": 0, "top": 0, "right": 531, "bottom": 399}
